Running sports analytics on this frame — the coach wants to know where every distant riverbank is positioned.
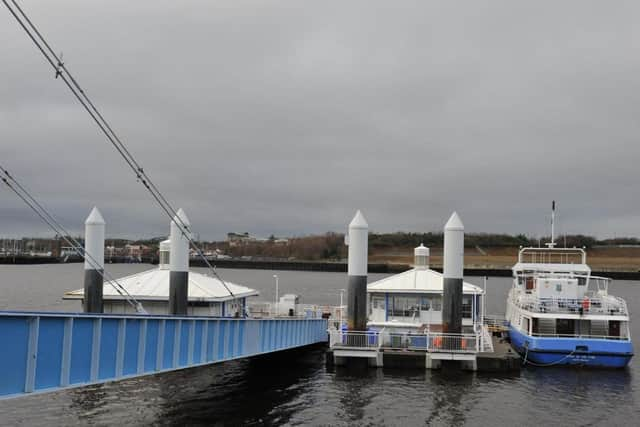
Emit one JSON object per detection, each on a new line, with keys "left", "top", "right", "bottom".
{"left": 189, "top": 258, "right": 640, "bottom": 280}
{"left": 4, "top": 255, "right": 638, "bottom": 280}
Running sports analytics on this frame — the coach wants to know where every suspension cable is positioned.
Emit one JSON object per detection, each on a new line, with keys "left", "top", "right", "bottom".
{"left": 1, "top": 164, "right": 147, "bottom": 313}
{"left": 2, "top": 0, "right": 234, "bottom": 297}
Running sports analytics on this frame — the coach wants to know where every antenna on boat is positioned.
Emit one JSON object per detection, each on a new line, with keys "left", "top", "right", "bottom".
{"left": 546, "top": 200, "right": 557, "bottom": 248}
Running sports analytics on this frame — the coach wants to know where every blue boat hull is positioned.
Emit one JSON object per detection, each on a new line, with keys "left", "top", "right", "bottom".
{"left": 509, "top": 326, "right": 633, "bottom": 368}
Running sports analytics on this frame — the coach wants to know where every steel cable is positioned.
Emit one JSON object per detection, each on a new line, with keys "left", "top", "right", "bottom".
{"left": 1, "top": 164, "right": 147, "bottom": 313}
{"left": 2, "top": 0, "right": 235, "bottom": 297}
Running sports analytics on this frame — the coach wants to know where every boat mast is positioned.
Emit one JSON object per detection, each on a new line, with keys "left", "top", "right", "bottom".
{"left": 546, "top": 200, "right": 556, "bottom": 248}
{"left": 551, "top": 200, "right": 555, "bottom": 246}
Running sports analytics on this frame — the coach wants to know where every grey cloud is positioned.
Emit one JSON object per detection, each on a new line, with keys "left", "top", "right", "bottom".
{"left": 1, "top": 0, "right": 639, "bottom": 239}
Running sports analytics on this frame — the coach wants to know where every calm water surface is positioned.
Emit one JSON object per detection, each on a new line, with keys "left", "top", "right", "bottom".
{"left": 0, "top": 264, "right": 638, "bottom": 426}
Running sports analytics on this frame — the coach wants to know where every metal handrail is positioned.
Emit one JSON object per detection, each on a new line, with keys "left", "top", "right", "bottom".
{"left": 484, "top": 315, "right": 508, "bottom": 326}
{"left": 513, "top": 294, "right": 628, "bottom": 316}
{"left": 518, "top": 247, "right": 587, "bottom": 264}
{"left": 481, "top": 327, "right": 494, "bottom": 352}
{"left": 329, "top": 330, "right": 481, "bottom": 353}
{"left": 390, "top": 332, "right": 479, "bottom": 353}
{"left": 248, "top": 302, "right": 343, "bottom": 319}
{"left": 528, "top": 332, "right": 631, "bottom": 341}
{"left": 329, "top": 330, "right": 380, "bottom": 348}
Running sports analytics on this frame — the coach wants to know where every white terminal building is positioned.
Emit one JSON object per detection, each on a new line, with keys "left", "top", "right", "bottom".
{"left": 367, "top": 244, "right": 485, "bottom": 334}
{"left": 64, "top": 239, "right": 258, "bottom": 316}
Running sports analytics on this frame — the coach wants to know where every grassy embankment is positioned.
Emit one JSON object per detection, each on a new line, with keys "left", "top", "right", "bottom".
{"left": 369, "top": 246, "right": 640, "bottom": 272}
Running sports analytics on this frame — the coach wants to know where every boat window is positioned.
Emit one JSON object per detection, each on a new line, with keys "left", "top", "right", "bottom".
{"left": 577, "top": 277, "right": 587, "bottom": 286}
{"left": 556, "top": 319, "right": 575, "bottom": 336}
{"left": 420, "top": 297, "right": 430, "bottom": 311}
{"left": 431, "top": 296, "right": 442, "bottom": 311}
{"left": 556, "top": 283, "right": 563, "bottom": 292}
{"left": 609, "top": 321, "right": 621, "bottom": 338}
{"left": 522, "top": 317, "right": 530, "bottom": 334}
{"left": 532, "top": 317, "right": 539, "bottom": 334}
{"left": 525, "top": 277, "right": 535, "bottom": 290}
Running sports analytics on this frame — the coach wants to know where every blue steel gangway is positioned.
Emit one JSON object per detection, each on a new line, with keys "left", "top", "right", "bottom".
{"left": 0, "top": 311, "right": 327, "bottom": 400}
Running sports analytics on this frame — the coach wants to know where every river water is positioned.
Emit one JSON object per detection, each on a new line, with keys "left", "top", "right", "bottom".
{"left": 0, "top": 264, "right": 638, "bottom": 426}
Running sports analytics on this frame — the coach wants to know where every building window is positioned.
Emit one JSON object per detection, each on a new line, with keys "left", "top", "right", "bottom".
{"left": 391, "top": 296, "right": 419, "bottom": 317}
{"left": 372, "top": 296, "right": 385, "bottom": 310}
{"left": 431, "top": 296, "right": 442, "bottom": 311}
{"left": 462, "top": 296, "right": 472, "bottom": 318}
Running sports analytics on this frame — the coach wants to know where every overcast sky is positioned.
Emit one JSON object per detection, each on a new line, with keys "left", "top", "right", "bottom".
{"left": 1, "top": 1, "right": 639, "bottom": 240}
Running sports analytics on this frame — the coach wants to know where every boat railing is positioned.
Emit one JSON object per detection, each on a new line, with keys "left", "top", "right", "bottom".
{"left": 529, "top": 332, "right": 631, "bottom": 341}
{"left": 328, "top": 330, "right": 481, "bottom": 353}
{"left": 516, "top": 272, "right": 594, "bottom": 280}
{"left": 514, "top": 294, "right": 628, "bottom": 316}
{"left": 518, "top": 247, "right": 587, "bottom": 265}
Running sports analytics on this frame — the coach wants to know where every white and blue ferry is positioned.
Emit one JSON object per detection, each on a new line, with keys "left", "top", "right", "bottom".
{"left": 506, "top": 246, "right": 633, "bottom": 368}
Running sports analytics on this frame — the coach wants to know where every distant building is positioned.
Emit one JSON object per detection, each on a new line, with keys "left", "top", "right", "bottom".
{"left": 60, "top": 246, "right": 80, "bottom": 257}
{"left": 124, "top": 244, "right": 149, "bottom": 259}
{"left": 227, "top": 232, "right": 252, "bottom": 243}
{"left": 105, "top": 245, "right": 121, "bottom": 258}
{"left": 227, "top": 232, "right": 263, "bottom": 246}
{"left": 21, "top": 237, "right": 61, "bottom": 257}
{"left": 226, "top": 232, "right": 286, "bottom": 246}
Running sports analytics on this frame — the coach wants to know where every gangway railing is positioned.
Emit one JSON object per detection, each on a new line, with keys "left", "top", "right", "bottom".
{"left": 480, "top": 326, "right": 495, "bottom": 352}
{"left": 484, "top": 315, "right": 509, "bottom": 332}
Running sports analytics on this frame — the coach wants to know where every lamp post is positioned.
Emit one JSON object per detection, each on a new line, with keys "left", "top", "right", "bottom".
{"left": 339, "top": 288, "right": 346, "bottom": 326}
{"left": 273, "top": 274, "right": 279, "bottom": 317}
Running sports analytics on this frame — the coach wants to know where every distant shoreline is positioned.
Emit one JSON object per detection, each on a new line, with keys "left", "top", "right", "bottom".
{"left": 2, "top": 255, "right": 639, "bottom": 280}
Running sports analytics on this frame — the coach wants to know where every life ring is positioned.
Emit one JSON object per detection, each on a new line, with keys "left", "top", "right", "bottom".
{"left": 433, "top": 336, "right": 442, "bottom": 348}
{"left": 582, "top": 297, "right": 590, "bottom": 311}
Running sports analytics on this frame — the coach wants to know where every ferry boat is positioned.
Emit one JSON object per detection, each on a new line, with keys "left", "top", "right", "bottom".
{"left": 506, "top": 246, "right": 634, "bottom": 367}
